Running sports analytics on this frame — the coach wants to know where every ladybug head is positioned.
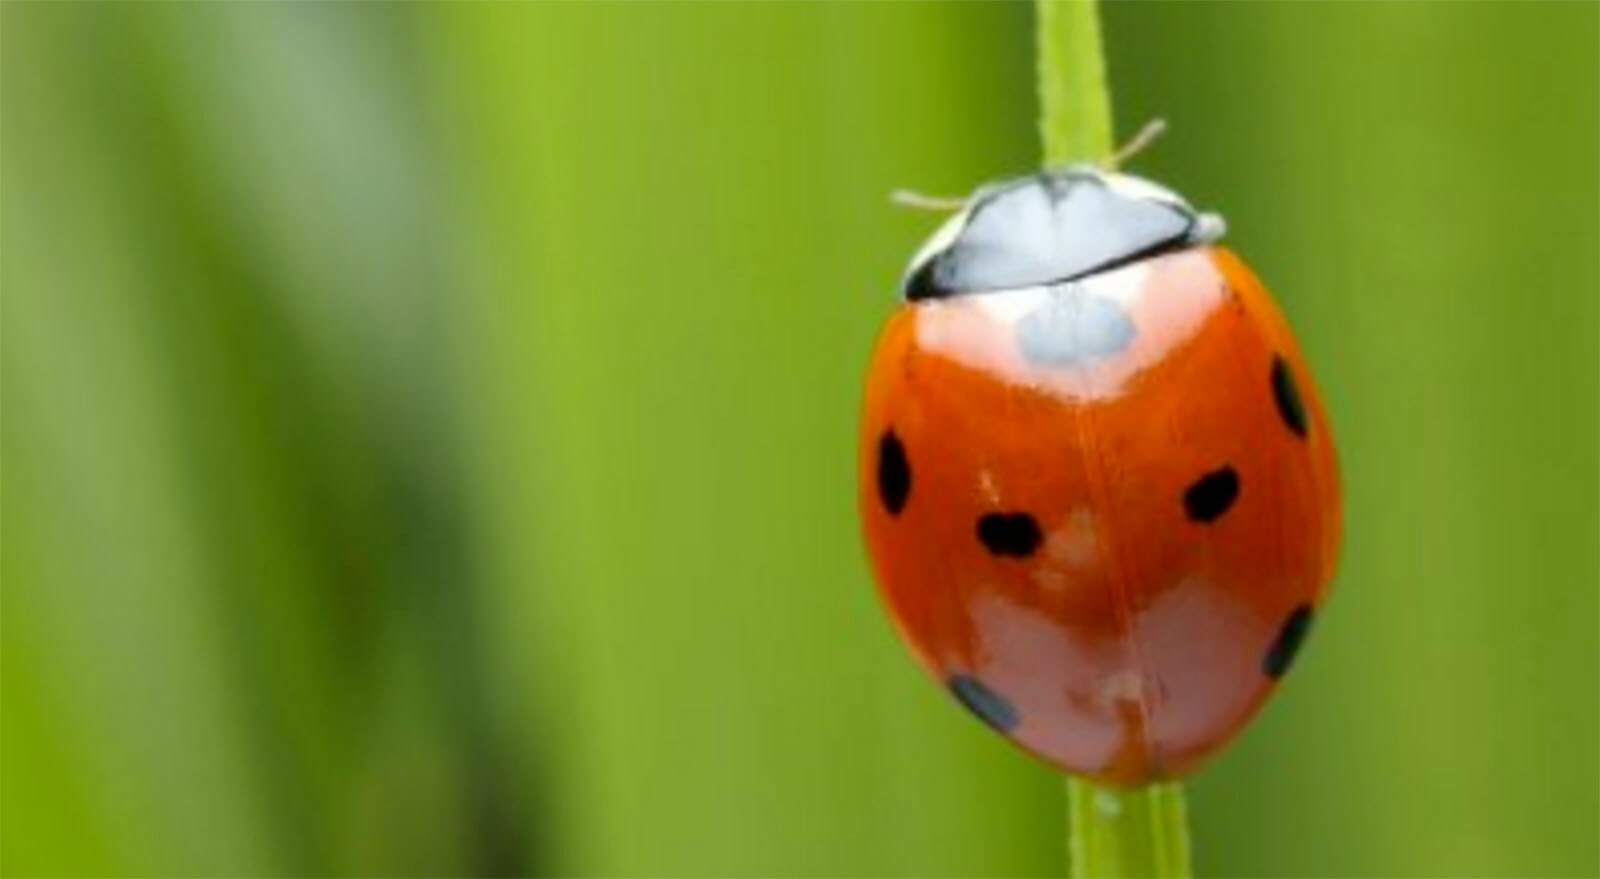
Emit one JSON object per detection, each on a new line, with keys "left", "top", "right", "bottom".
{"left": 901, "top": 167, "right": 1226, "bottom": 301}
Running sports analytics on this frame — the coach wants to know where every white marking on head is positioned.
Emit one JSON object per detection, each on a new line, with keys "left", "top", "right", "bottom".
{"left": 902, "top": 205, "right": 972, "bottom": 287}
{"left": 1100, "top": 170, "right": 1190, "bottom": 209}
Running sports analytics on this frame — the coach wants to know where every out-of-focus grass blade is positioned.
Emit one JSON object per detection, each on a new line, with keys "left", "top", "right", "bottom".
{"left": 2, "top": 4, "right": 521, "bottom": 874}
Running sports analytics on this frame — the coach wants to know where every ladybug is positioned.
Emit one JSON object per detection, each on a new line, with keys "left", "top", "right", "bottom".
{"left": 858, "top": 162, "right": 1340, "bottom": 786}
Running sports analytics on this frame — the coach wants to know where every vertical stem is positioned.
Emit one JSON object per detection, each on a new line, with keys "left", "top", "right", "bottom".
{"left": 1035, "top": 1, "right": 1194, "bottom": 876}
{"left": 1035, "top": 0, "right": 1115, "bottom": 165}
{"left": 1067, "top": 780, "right": 1192, "bottom": 878}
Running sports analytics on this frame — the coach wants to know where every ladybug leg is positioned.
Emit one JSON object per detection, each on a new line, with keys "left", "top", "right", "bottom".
{"left": 889, "top": 189, "right": 968, "bottom": 212}
{"left": 1102, "top": 118, "right": 1168, "bottom": 170}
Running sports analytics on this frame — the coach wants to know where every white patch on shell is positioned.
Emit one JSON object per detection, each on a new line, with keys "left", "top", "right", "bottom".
{"left": 1015, "top": 282, "right": 1136, "bottom": 367}
{"left": 911, "top": 249, "right": 1223, "bottom": 403}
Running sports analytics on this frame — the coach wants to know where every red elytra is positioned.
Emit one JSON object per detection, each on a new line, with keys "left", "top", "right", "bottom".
{"left": 858, "top": 168, "right": 1340, "bottom": 786}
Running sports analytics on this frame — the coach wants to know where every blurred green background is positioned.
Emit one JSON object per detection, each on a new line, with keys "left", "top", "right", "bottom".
{"left": 3, "top": 2, "right": 1596, "bottom": 877}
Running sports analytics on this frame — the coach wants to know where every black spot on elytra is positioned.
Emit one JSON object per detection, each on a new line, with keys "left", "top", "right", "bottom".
{"left": 1183, "top": 466, "right": 1239, "bottom": 523}
{"left": 977, "top": 513, "right": 1042, "bottom": 557}
{"left": 1263, "top": 604, "right": 1315, "bottom": 678}
{"left": 1271, "top": 355, "right": 1309, "bottom": 438}
{"left": 948, "top": 674, "right": 1020, "bottom": 732}
{"left": 877, "top": 430, "right": 910, "bottom": 515}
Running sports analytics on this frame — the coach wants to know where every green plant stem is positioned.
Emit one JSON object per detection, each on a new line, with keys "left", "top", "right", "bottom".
{"left": 1067, "top": 780, "right": 1192, "bottom": 878}
{"left": 1035, "top": 0, "right": 1115, "bottom": 166}
{"left": 1036, "top": 1, "right": 1194, "bottom": 875}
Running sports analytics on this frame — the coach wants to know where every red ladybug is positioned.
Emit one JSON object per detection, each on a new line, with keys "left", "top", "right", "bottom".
{"left": 858, "top": 165, "right": 1340, "bottom": 786}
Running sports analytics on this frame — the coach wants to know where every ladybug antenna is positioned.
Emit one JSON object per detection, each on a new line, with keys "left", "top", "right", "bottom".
{"left": 890, "top": 189, "right": 967, "bottom": 212}
{"left": 1104, "top": 118, "right": 1168, "bottom": 170}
